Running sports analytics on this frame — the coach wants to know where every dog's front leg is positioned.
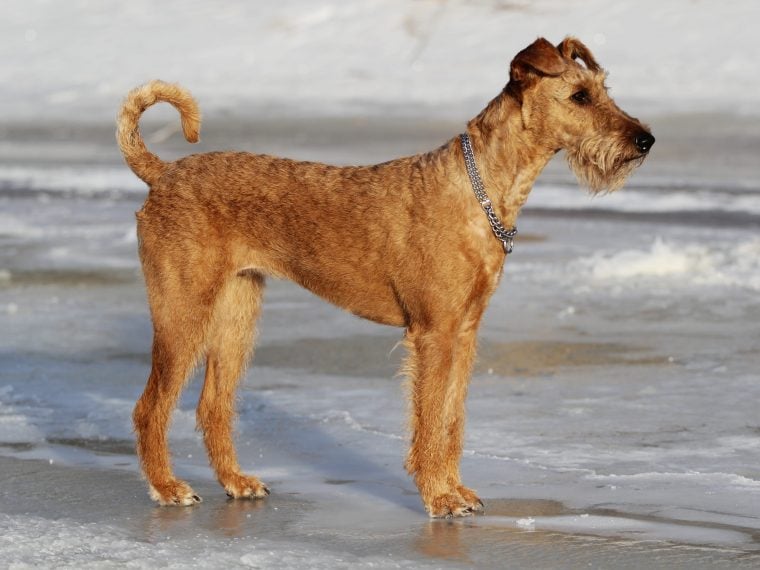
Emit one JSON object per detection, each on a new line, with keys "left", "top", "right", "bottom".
{"left": 442, "top": 324, "right": 484, "bottom": 513}
{"left": 404, "top": 322, "right": 481, "bottom": 517}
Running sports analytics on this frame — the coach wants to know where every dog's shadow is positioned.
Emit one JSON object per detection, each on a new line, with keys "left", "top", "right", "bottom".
{"left": 143, "top": 389, "right": 422, "bottom": 541}
{"left": 236, "top": 391, "right": 422, "bottom": 513}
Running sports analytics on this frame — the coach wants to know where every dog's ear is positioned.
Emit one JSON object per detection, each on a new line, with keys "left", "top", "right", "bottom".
{"left": 506, "top": 38, "right": 567, "bottom": 126}
{"left": 509, "top": 37, "right": 567, "bottom": 83}
{"left": 557, "top": 36, "right": 601, "bottom": 72}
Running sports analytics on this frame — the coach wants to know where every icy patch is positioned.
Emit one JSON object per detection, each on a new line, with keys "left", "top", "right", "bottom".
{"left": 0, "top": 165, "right": 145, "bottom": 196}
{"left": 578, "top": 237, "right": 760, "bottom": 290}
{"left": 0, "top": 212, "right": 46, "bottom": 239}
{"left": 0, "top": 211, "right": 136, "bottom": 252}
{"left": 586, "top": 471, "right": 760, "bottom": 489}
{"left": 0, "top": 386, "right": 46, "bottom": 444}
{"left": 515, "top": 517, "right": 536, "bottom": 531}
{"left": 584, "top": 238, "right": 715, "bottom": 279}
{"left": 506, "top": 514, "right": 757, "bottom": 548}
{"left": 529, "top": 184, "right": 760, "bottom": 217}
{"left": 170, "top": 407, "right": 200, "bottom": 440}
{"left": 0, "top": 513, "right": 425, "bottom": 569}
{"left": 314, "top": 409, "right": 365, "bottom": 430}
{"left": 311, "top": 410, "right": 404, "bottom": 440}
{"left": 68, "top": 394, "right": 137, "bottom": 441}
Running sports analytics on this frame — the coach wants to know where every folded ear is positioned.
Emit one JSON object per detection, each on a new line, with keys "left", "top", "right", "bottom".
{"left": 557, "top": 36, "right": 601, "bottom": 72}
{"left": 509, "top": 37, "right": 567, "bottom": 83}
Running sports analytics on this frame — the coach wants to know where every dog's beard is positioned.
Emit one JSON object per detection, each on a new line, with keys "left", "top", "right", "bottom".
{"left": 565, "top": 137, "right": 645, "bottom": 194}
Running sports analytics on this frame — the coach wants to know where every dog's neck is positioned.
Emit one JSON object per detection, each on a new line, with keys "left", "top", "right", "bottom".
{"left": 465, "top": 92, "right": 555, "bottom": 228}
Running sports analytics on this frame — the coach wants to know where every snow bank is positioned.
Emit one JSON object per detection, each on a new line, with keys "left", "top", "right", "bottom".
{"left": 578, "top": 237, "right": 760, "bottom": 290}
{"left": 2, "top": 0, "right": 758, "bottom": 123}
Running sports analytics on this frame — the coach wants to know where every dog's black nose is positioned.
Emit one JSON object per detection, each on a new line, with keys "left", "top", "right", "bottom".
{"left": 634, "top": 132, "right": 655, "bottom": 153}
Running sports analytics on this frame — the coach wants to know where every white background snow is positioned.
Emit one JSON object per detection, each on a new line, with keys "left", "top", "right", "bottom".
{"left": 1, "top": 0, "right": 759, "bottom": 122}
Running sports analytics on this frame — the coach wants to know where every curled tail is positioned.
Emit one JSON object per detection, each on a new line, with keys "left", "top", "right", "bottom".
{"left": 116, "top": 80, "right": 201, "bottom": 185}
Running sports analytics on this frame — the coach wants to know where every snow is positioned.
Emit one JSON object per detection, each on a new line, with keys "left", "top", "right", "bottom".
{"left": 1, "top": 0, "right": 759, "bottom": 123}
{"left": 2, "top": 0, "right": 760, "bottom": 567}
{"left": 516, "top": 517, "right": 536, "bottom": 531}
{"left": 577, "top": 237, "right": 760, "bottom": 289}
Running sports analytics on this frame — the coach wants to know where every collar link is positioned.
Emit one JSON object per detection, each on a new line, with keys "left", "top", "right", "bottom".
{"left": 459, "top": 133, "right": 517, "bottom": 255}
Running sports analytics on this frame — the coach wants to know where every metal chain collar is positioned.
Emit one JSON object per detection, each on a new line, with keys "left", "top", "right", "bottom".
{"left": 459, "top": 133, "right": 517, "bottom": 255}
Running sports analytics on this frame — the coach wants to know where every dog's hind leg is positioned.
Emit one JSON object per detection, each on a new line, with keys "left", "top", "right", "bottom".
{"left": 133, "top": 211, "right": 234, "bottom": 506}
{"left": 197, "top": 271, "right": 269, "bottom": 500}
{"left": 133, "top": 283, "right": 214, "bottom": 506}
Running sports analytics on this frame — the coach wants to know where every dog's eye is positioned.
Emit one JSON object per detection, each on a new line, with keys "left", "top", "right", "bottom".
{"left": 571, "top": 89, "right": 591, "bottom": 104}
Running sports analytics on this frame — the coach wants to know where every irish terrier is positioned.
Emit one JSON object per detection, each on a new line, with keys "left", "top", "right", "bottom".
{"left": 118, "top": 37, "right": 653, "bottom": 518}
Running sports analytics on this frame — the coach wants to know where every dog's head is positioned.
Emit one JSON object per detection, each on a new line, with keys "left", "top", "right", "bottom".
{"left": 505, "top": 37, "right": 654, "bottom": 192}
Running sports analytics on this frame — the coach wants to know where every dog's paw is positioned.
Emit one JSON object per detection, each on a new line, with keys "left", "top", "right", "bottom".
{"left": 223, "top": 473, "right": 270, "bottom": 500}
{"left": 426, "top": 492, "right": 477, "bottom": 518}
{"left": 456, "top": 485, "right": 484, "bottom": 513}
{"left": 148, "top": 480, "right": 202, "bottom": 506}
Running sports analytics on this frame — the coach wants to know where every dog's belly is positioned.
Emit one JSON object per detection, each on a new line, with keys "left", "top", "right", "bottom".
{"left": 238, "top": 254, "right": 406, "bottom": 327}
{"left": 316, "top": 284, "right": 406, "bottom": 326}
{"left": 289, "top": 265, "right": 406, "bottom": 327}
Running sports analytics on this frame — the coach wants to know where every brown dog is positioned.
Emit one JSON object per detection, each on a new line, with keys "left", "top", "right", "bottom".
{"left": 118, "top": 37, "right": 653, "bottom": 517}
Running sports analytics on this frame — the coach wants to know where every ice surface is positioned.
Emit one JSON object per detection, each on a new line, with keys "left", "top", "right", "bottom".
{"left": 2, "top": 195, "right": 760, "bottom": 566}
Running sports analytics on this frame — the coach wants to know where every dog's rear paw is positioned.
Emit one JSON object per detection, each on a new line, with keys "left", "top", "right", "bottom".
{"left": 149, "top": 480, "right": 202, "bottom": 506}
{"left": 426, "top": 493, "right": 476, "bottom": 518}
{"left": 456, "top": 485, "right": 484, "bottom": 513}
{"left": 223, "top": 473, "right": 270, "bottom": 500}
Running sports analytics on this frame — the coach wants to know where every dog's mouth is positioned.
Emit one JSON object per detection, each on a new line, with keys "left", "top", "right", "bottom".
{"left": 565, "top": 144, "right": 646, "bottom": 194}
{"left": 624, "top": 152, "right": 648, "bottom": 165}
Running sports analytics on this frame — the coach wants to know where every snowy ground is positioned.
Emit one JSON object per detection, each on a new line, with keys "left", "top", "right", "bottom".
{"left": 2, "top": 1, "right": 760, "bottom": 568}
